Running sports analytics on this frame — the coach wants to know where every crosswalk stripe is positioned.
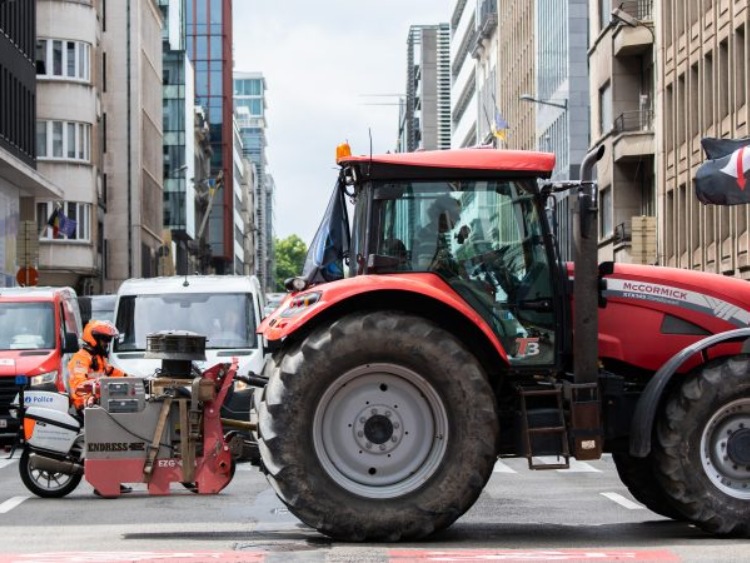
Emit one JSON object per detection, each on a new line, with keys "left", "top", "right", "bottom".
{"left": 532, "top": 456, "right": 602, "bottom": 472}
{"left": 0, "top": 496, "right": 28, "bottom": 514}
{"left": 492, "top": 460, "right": 517, "bottom": 473}
{"left": 601, "top": 492, "right": 645, "bottom": 510}
{"left": 0, "top": 459, "right": 17, "bottom": 470}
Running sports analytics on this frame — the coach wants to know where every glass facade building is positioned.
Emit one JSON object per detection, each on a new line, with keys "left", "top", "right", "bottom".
{"left": 187, "top": 0, "right": 234, "bottom": 273}
{"left": 234, "top": 72, "right": 273, "bottom": 290}
{"left": 159, "top": 0, "right": 196, "bottom": 275}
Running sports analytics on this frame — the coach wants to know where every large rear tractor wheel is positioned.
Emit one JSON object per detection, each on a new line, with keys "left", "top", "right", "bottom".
{"left": 257, "top": 311, "right": 499, "bottom": 541}
{"left": 612, "top": 452, "right": 682, "bottom": 520}
{"left": 653, "top": 355, "right": 750, "bottom": 536}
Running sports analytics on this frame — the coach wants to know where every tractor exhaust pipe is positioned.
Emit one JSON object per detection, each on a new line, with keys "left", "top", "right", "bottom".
{"left": 573, "top": 144, "right": 605, "bottom": 384}
{"left": 569, "top": 145, "right": 606, "bottom": 461}
{"left": 28, "top": 452, "right": 84, "bottom": 476}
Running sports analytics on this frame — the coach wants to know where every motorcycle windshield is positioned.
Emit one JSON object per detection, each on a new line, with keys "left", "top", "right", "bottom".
{"left": 302, "top": 181, "right": 350, "bottom": 284}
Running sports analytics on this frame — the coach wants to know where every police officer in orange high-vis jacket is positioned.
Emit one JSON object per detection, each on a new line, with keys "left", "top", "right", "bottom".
{"left": 68, "top": 320, "right": 125, "bottom": 410}
{"left": 68, "top": 320, "right": 133, "bottom": 495}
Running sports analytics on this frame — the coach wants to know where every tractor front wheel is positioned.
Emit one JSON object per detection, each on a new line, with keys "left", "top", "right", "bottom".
{"left": 654, "top": 355, "right": 750, "bottom": 537}
{"left": 256, "top": 311, "right": 499, "bottom": 541}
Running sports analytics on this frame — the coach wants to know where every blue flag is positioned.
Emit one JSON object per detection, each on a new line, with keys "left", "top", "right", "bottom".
{"left": 58, "top": 211, "right": 77, "bottom": 238}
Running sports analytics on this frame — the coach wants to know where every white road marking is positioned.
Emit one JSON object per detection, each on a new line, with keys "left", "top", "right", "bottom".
{"left": 492, "top": 460, "right": 517, "bottom": 473}
{"left": 0, "top": 458, "right": 18, "bottom": 470}
{"left": 0, "top": 496, "right": 29, "bottom": 514}
{"left": 532, "top": 456, "right": 602, "bottom": 472}
{"left": 601, "top": 492, "right": 645, "bottom": 510}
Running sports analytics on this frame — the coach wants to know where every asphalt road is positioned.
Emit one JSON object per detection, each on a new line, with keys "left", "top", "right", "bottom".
{"left": 0, "top": 452, "right": 748, "bottom": 562}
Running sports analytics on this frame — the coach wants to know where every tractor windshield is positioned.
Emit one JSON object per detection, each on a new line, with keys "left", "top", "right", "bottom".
{"left": 365, "top": 179, "right": 558, "bottom": 367}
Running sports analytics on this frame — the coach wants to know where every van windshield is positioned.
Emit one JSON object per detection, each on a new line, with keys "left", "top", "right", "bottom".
{"left": 0, "top": 303, "right": 55, "bottom": 350}
{"left": 114, "top": 293, "right": 256, "bottom": 352}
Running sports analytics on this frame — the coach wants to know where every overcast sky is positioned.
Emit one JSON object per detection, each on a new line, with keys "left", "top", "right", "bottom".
{"left": 233, "top": 1, "right": 451, "bottom": 245}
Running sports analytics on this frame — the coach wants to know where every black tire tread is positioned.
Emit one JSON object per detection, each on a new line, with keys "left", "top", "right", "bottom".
{"left": 654, "top": 355, "right": 750, "bottom": 537}
{"left": 612, "top": 451, "right": 683, "bottom": 520}
{"left": 257, "top": 311, "right": 499, "bottom": 541}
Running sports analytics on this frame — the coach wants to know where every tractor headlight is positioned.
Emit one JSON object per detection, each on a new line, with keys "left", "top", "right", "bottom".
{"left": 279, "top": 292, "right": 322, "bottom": 318}
{"left": 30, "top": 370, "right": 58, "bottom": 387}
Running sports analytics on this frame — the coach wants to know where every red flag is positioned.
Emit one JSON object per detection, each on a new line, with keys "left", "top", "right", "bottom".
{"left": 46, "top": 208, "right": 60, "bottom": 238}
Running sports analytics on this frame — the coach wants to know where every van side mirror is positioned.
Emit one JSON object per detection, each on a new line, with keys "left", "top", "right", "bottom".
{"left": 63, "top": 332, "right": 79, "bottom": 354}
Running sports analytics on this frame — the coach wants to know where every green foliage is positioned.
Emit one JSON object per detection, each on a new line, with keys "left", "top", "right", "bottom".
{"left": 274, "top": 235, "right": 308, "bottom": 291}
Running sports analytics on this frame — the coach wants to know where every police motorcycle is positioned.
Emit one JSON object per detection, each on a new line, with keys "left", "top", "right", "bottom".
{"left": 9, "top": 382, "right": 85, "bottom": 498}
{"left": 9, "top": 331, "right": 262, "bottom": 499}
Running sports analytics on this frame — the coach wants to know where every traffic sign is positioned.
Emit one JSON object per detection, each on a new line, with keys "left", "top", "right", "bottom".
{"left": 16, "top": 266, "right": 38, "bottom": 287}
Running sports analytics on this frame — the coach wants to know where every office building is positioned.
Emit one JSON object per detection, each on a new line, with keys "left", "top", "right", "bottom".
{"left": 34, "top": 0, "right": 98, "bottom": 290}
{"left": 234, "top": 71, "right": 273, "bottom": 290}
{"left": 471, "top": 0, "right": 499, "bottom": 147}
{"left": 403, "top": 23, "right": 451, "bottom": 152}
{"left": 159, "top": 0, "right": 197, "bottom": 275}
{"left": 498, "top": 0, "right": 536, "bottom": 151}
{"left": 100, "top": 0, "right": 164, "bottom": 292}
{"left": 588, "top": 0, "right": 657, "bottom": 266}
{"left": 1, "top": 1, "right": 63, "bottom": 288}
{"left": 659, "top": 0, "right": 748, "bottom": 277}
{"left": 450, "top": 0, "right": 478, "bottom": 148}
{"left": 186, "top": 0, "right": 235, "bottom": 274}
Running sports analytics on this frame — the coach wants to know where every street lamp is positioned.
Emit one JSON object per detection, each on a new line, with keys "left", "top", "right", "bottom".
{"left": 519, "top": 94, "right": 568, "bottom": 110}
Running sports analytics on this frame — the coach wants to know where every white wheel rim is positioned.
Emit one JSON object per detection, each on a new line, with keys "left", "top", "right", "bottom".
{"left": 700, "top": 398, "right": 750, "bottom": 500}
{"left": 313, "top": 363, "right": 449, "bottom": 499}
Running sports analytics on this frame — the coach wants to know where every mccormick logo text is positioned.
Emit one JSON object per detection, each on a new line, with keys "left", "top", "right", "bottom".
{"left": 621, "top": 282, "right": 688, "bottom": 301}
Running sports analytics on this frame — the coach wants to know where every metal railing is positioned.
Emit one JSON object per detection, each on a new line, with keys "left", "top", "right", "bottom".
{"left": 619, "top": 0, "right": 653, "bottom": 21}
{"left": 613, "top": 109, "right": 654, "bottom": 133}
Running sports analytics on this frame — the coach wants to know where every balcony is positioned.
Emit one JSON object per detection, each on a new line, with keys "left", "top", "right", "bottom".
{"left": 612, "top": 0, "right": 654, "bottom": 57}
{"left": 613, "top": 110, "right": 655, "bottom": 162}
{"left": 471, "top": 0, "right": 498, "bottom": 59}
{"left": 477, "top": 0, "right": 498, "bottom": 39}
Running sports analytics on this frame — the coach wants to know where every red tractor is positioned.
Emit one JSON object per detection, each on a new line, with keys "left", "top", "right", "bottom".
{"left": 255, "top": 143, "right": 750, "bottom": 541}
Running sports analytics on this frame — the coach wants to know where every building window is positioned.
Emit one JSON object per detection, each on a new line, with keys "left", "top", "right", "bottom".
{"left": 35, "top": 39, "right": 91, "bottom": 82}
{"left": 719, "top": 39, "right": 729, "bottom": 119}
{"left": 599, "top": 82, "right": 612, "bottom": 135}
{"left": 36, "top": 120, "right": 91, "bottom": 162}
{"left": 37, "top": 201, "right": 91, "bottom": 241}
{"left": 736, "top": 26, "right": 746, "bottom": 110}
{"left": 599, "top": 0, "right": 611, "bottom": 32}
{"left": 600, "top": 186, "right": 612, "bottom": 238}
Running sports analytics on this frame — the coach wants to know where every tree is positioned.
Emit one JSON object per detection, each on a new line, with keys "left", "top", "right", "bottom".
{"left": 274, "top": 235, "right": 308, "bottom": 291}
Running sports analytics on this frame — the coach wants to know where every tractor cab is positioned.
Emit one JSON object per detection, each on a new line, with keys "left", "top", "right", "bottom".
{"left": 300, "top": 144, "right": 564, "bottom": 371}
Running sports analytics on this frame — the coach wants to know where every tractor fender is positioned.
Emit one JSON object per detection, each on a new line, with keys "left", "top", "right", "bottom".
{"left": 629, "top": 327, "right": 750, "bottom": 458}
{"left": 258, "top": 273, "right": 509, "bottom": 363}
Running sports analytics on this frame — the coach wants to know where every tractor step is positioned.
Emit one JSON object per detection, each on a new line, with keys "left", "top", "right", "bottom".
{"left": 518, "top": 386, "right": 570, "bottom": 470}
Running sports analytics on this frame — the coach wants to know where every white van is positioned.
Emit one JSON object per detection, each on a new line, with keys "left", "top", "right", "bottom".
{"left": 109, "top": 275, "right": 266, "bottom": 422}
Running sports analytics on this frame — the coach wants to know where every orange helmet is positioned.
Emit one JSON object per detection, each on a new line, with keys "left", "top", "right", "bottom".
{"left": 82, "top": 320, "right": 119, "bottom": 348}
